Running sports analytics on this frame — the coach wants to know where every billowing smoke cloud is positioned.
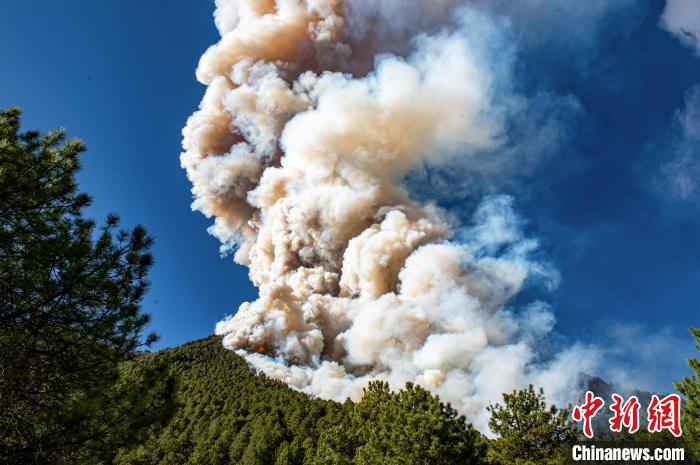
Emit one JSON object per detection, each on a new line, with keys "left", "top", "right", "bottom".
{"left": 182, "top": 0, "right": 599, "bottom": 433}
{"left": 661, "top": 0, "right": 700, "bottom": 54}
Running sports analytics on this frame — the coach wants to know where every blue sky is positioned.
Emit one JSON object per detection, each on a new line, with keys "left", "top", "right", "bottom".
{"left": 2, "top": 0, "right": 698, "bottom": 391}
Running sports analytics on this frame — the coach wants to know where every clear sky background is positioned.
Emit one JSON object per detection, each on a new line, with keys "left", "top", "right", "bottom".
{"left": 1, "top": 0, "right": 698, "bottom": 392}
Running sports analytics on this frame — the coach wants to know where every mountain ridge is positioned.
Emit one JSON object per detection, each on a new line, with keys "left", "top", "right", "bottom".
{"left": 113, "top": 335, "right": 486, "bottom": 465}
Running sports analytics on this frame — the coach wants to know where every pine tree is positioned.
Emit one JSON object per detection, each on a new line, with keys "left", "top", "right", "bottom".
{"left": 353, "top": 382, "right": 486, "bottom": 465}
{"left": 0, "top": 108, "right": 158, "bottom": 464}
{"left": 486, "top": 385, "right": 577, "bottom": 465}
{"left": 676, "top": 327, "right": 700, "bottom": 460}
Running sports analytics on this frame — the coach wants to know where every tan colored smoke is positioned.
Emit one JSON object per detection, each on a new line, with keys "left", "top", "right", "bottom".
{"left": 182, "top": 0, "right": 596, "bottom": 433}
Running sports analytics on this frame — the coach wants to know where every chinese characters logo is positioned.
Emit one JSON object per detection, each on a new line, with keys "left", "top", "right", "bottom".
{"left": 572, "top": 391, "right": 682, "bottom": 439}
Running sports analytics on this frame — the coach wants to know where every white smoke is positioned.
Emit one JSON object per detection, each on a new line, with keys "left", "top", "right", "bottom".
{"left": 182, "top": 0, "right": 599, "bottom": 433}
{"left": 661, "top": 0, "right": 700, "bottom": 54}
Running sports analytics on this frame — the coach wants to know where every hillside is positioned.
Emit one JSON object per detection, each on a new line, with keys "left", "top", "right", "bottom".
{"left": 113, "top": 336, "right": 486, "bottom": 465}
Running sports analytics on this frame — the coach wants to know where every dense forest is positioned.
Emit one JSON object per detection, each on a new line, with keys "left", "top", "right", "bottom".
{"left": 1, "top": 108, "right": 699, "bottom": 465}
{"left": 78, "top": 335, "right": 700, "bottom": 465}
{"left": 112, "top": 335, "right": 486, "bottom": 465}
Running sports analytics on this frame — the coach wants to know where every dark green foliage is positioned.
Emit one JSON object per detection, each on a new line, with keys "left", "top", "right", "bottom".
{"left": 0, "top": 108, "right": 157, "bottom": 464}
{"left": 486, "top": 384, "right": 578, "bottom": 465}
{"left": 114, "top": 337, "right": 487, "bottom": 465}
{"left": 676, "top": 328, "right": 700, "bottom": 460}
{"left": 115, "top": 336, "right": 340, "bottom": 465}
{"left": 353, "top": 382, "right": 486, "bottom": 465}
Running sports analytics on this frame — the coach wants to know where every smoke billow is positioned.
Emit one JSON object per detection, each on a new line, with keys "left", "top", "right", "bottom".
{"left": 182, "top": 0, "right": 596, "bottom": 432}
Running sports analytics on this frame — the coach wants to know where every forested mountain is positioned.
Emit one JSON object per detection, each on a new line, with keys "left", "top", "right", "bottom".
{"left": 114, "top": 336, "right": 700, "bottom": 465}
{"left": 113, "top": 336, "right": 486, "bottom": 465}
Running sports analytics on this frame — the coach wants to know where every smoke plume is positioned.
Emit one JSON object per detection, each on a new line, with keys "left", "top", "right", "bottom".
{"left": 182, "top": 0, "right": 596, "bottom": 432}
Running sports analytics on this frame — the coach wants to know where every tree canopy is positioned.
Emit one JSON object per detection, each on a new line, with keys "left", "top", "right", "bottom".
{"left": 486, "top": 384, "right": 578, "bottom": 465}
{"left": 0, "top": 108, "right": 157, "bottom": 464}
{"left": 111, "top": 337, "right": 487, "bottom": 465}
{"left": 676, "top": 327, "right": 700, "bottom": 460}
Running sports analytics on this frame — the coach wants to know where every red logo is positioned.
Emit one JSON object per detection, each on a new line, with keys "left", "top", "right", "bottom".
{"left": 609, "top": 393, "right": 641, "bottom": 434}
{"left": 572, "top": 391, "right": 606, "bottom": 439}
{"left": 647, "top": 394, "right": 683, "bottom": 438}
{"left": 571, "top": 392, "right": 683, "bottom": 438}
